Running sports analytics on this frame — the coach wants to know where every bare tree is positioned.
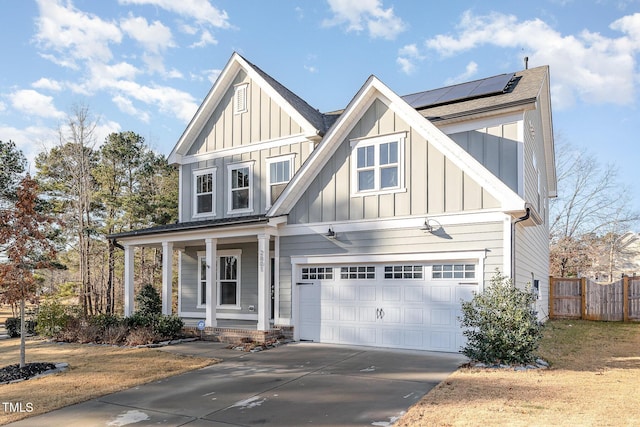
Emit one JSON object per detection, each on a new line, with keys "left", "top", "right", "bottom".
{"left": 550, "top": 140, "right": 640, "bottom": 277}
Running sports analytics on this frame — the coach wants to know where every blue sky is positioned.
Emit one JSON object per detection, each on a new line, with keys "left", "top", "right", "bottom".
{"left": 1, "top": 0, "right": 639, "bottom": 213}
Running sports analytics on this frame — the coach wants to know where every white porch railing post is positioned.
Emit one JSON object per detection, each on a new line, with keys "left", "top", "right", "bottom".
{"left": 205, "top": 238, "right": 217, "bottom": 328}
{"left": 123, "top": 244, "right": 135, "bottom": 317}
{"left": 161, "top": 241, "right": 174, "bottom": 315}
{"left": 257, "top": 234, "right": 271, "bottom": 331}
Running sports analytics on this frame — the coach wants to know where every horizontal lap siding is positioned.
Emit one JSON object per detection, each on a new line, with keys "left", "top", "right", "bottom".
{"left": 277, "top": 221, "right": 504, "bottom": 318}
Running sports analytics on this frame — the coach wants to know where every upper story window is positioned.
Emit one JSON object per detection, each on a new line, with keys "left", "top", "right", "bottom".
{"left": 234, "top": 83, "right": 248, "bottom": 114}
{"left": 193, "top": 168, "right": 216, "bottom": 217}
{"left": 351, "top": 132, "right": 406, "bottom": 196}
{"left": 266, "top": 154, "right": 295, "bottom": 208}
{"left": 227, "top": 161, "right": 253, "bottom": 214}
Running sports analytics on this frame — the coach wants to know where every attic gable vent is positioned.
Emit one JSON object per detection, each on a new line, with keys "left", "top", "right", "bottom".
{"left": 234, "top": 83, "right": 248, "bottom": 114}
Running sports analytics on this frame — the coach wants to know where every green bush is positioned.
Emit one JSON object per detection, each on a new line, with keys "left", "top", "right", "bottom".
{"left": 5, "top": 317, "right": 36, "bottom": 338}
{"left": 459, "top": 270, "right": 542, "bottom": 365}
{"left": 89, "top": 313, "right": 123, "bottom": 332}
{"left": 36, "top": 299, "right": 69, "bottom": 337}
{"left": 125, "top": 312, "right": 154, "bottom": 329}
{"left": 135, "top": 284, "right": 162, "bottom": 317}
{"left": 153, "top": 315, "right": 184, "bottom": 340}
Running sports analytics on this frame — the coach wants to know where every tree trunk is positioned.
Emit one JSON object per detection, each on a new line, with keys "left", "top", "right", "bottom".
{"left": 20, "top": 297, "right": 25, "bottom": 368}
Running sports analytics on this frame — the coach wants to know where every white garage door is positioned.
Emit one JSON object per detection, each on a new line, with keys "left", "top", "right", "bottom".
{"left": 297, "top": 262, "right": 478, "bottom": 352}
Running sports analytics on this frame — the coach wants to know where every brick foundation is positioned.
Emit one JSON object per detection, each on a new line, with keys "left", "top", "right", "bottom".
{"left": 182, "top": 325, "right": 293, "bottom": 344}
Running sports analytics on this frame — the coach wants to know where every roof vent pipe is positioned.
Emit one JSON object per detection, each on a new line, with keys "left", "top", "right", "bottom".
{"left": 524, "top": 56, "right": 529, "bottom": 70}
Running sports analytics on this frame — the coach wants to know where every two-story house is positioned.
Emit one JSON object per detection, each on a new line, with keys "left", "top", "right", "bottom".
{"left": 111, "top": 52, "right": 556, "bottom": 353}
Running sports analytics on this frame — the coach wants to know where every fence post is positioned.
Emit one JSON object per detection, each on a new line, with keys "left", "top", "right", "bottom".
{"left": 580, "top": 277, "right": 587, "bottom": 320}
{"left": 623, "top": 276, "right": 629, "bottom": 323}
{"left": 548, "top": 276, "right": 555, "bottom": 319}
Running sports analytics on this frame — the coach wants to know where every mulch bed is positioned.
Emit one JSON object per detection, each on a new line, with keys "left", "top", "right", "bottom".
{"left": 0, "top": 362, "right": 57, "bottom": 384}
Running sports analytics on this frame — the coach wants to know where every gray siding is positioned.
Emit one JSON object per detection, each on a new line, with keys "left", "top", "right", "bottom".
{"left": 289, "top": 99, "right": 501, "bottom": 224}
{"left": 449, "top": 122, "right": 519, "bottom": 193}
{"left": 277, "top": 221, "right": 504, "bottom": 319}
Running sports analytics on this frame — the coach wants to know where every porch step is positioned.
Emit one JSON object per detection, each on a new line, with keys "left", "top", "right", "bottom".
{"left": 183, "top": 325, "right": 293, "bottom": 345}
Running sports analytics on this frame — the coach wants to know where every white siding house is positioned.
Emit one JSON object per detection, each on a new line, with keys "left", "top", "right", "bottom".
{"left": 111, "top": 53, "right": 556, "bottom": 352}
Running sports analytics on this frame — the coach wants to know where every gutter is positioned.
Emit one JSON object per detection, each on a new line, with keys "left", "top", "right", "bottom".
{"left": 511, "top": 207, "right": 531, "bottom": 283}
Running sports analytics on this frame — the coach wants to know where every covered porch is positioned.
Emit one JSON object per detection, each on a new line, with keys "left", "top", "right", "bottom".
{"left": 111, "top": 215, "right": 288, "bottom": 334}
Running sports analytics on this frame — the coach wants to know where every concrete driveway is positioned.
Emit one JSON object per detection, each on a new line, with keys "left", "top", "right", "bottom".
{"left": 8, "top": 342, "right": 466, "bottom": 427}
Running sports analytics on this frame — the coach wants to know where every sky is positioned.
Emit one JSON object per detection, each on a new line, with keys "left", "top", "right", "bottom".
{"left": 1, "top": 0, "right": 639, "bottom": 215}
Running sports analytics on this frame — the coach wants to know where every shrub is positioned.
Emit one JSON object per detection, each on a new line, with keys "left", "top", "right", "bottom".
{"left": 126, "top": 327, "right": 157, "bottom": 346}
{"left": 125, "top": 312, "right": 155, "bottom": 329}
{"left": 89, "top": 313, "right": 123, "bottom": 332}
{"left": 459, "top": 269, "right": 542, "bottom": 365}
{"left": 5, "top": 317, "right": 36, "bottom": 338}
{"left": 36, "top": 299, "right": 69, "bottom": 337}
{"left": 103, "top": 324, "right": 129, "bottom": 345}
{"left": 153, "top": 315, "right": 184, "bottom": 340}
{"left": 135, "top": 284, "right": 162, "bottom": 317}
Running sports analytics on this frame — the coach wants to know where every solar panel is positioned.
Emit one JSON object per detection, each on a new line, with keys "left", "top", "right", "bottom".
{"left": 402, "top": 73, "right": 515, "bottom": 109}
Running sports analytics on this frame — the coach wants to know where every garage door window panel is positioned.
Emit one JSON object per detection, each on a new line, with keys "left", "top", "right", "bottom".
{"left": 384, "top": 265, "right": 423, "bottom": 279}
{"left": 340, "top": 266, "right": 375, "bottom": 280}
{"left": 301, "top": 267, "right": 333, "bottom": 280}
{"left": 432, "top": 264, "right": 475, "bottom": 279}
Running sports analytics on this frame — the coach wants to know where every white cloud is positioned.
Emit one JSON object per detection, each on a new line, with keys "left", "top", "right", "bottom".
{"left": 0, "top": 124, "right": 59, "bottom": 169}
{"left": 120, "top": 14, "right": 175, "bottom": 54}
{"left": 34, "top": 0, "right": 122, "bottom": 67}
{"left": 111, "top": 80, "right": 198, "bottom": 122}
{"left": 323, "top": 0, "right": 405, "bottom": 40}
{"left": 9, "top": 89, "right": 65, "bottom": 119}
{"left": 118, "top": 0, "right": 231, "bottom": 29}
{"left": 32, "top": 78, "right": 63, "bottom": 92}
{"left": 445, "top": 61, "right": 479, "bottom": 85}
{"left": 397, "top": 43, "right": 424, "bottom": 75}
{"left": 189, "top": 30, "right": 217, "bottom": 48}
{"left": 112, "top": 95, "right": 150, "bottom": 123}
{"left": 424, "top": 11, "right": 640, "bottom": 108}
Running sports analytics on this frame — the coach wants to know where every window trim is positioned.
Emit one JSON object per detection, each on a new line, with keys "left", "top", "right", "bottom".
{"left": 234, "top": 83, "right": 248, "bottom": 115}
{"left": 431, "top": 263, "right": 476, "bottom": 280}
{"left": 301, "top": 266, "right": 334, "bottom": 281}
{"left": 350, "top": 132, "right": 406, "bottom": 197}
{"left": 192, "top": 167, "right": 216, "bottom": 219}
{"left": 340, "top": 266, "right": 376, "bottom": 280}
{"left": 384, "top": 265, "right": 423, "bottom": 280}
{"left": 196, "top": 254, "right": 207, "bottom": 309}
{"left": 227, "top": 161, "right": 254, "bottom": 214}
{"left": 265, "top": 154, "right": 295, "bottom": 209}
{"left": 217, "top": 249, "right": 242, "bottom": 310}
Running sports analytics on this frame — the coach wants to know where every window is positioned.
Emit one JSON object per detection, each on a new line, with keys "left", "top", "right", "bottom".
{"left": 351, "top": 132, "right": 405, "bottom": 195}
{"left": 218, "top": 254, "right": 239, "bottom": 306}
{"left": 227, "top": 162, "right": 253, "bottom": 213}
{"left": 301, "top": 267, "right": 333, "bottom": 280}
{"left": 234, "top": 83, "right": 248, "bottom": 114}
{"left": 432, "top": 264, "right": 476, "bottom": 279}
{"left": 193, "top": 168, "right": 216, "bottom": 217}
{"left": 384, "top": 265, "right": 423, "bottom": 279}
{"left": 197, "top": 250, "right": 241, "bottom": 309}
{"left": 340, "top": 266, "right": 375, "bottom": 280}
{"left": 266, "top": 155, "right": 294, "bottom": 208}
{"left": 197, "top": 256, "right": 207, "bottom": 308}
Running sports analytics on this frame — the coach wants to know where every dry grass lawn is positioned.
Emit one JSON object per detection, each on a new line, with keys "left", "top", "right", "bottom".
{"left": 0, "top": 317, "right": 217, "bottom": 425}
{"left": 398, "top": 320, "right": 640, "bottom": 426}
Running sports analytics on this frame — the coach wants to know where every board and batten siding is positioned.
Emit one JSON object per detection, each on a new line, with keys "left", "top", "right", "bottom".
{"left": 288, "top": 99, "right": 501, "bottom": 225}
{"left": 448, "top": 122, "right": 520, "bottom": 194}
{"left": 276, "top": 221, "right": 504, "bottom": 319}
{"left": 186, "top": 70, "right": 304, "bottom": 155}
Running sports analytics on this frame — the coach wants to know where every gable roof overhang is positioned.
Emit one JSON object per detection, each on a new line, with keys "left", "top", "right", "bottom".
{"left": 168, "top": 52, "right": 325, "bottom": 165}
{"left": 268, "top": 75, "right": 528, "bottom": 218}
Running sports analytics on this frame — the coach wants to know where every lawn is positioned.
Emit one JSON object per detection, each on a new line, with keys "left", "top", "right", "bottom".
{"left": 397, "top": 320, "right": 640, "bottom": 426}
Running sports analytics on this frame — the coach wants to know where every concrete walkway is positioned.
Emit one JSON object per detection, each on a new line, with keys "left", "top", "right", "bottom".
{"left": 8, "top": 341, "right": 466, "bottom": 427}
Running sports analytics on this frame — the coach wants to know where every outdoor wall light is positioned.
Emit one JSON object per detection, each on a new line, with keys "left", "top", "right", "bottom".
{"left": 421, "top": 218, "right": 434, "bottom": 233}
{"left": 326, "top": 227, "right": 337, "bottom": 239}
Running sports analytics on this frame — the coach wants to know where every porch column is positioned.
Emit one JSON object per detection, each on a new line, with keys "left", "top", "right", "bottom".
{"left": 205, "top": 238, "right": 217, "bottom": 327}
{"left": 161, "top": 241, "right": 173, "bottom": 315}
{"left": 257, "top": 234, "right": 271, "bottom": 331}
{"left": 123, "top": 244, "right": 135, "bottom": 316}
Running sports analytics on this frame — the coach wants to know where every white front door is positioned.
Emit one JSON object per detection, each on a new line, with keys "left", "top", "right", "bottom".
{"left": 297, "top": 262, "right": 478, "bottom": 352}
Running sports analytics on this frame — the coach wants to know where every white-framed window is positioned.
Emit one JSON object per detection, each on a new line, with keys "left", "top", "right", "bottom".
{"left": 340, "top": 266, "right": 375, "bottom": 280}
{"left": 266, "top": 154, "right": 295, "bottom": 208}
{"left": 384, "top": 265, "right": 423, "bottom": 279}
{"left": 351, "top": 132, "right": 406, "bottom": 196}
{"left": 197, "top": 255, "right": 207, "bottom": 309}
{"left": 432, "top": 264, "right": 476, "bottom": 279}
{"left": 234, "top": 83, "right": 248, "bottom": 115}
{"left": 227, "top": 161, "right": 253, "bottom": 214}
{"left": 193, "top": 167, "right": 216, "bottom": 217}
{"left": 218, "top": 250, "right": 241, "bottom": 308}
{"left": 301, "top": 267, "right": 333, "bottom": 280}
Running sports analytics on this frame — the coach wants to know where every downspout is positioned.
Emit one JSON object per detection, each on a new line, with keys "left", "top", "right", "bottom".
{"left": 511, "top": 207, "right": 530, "bottom": 283}
{"left": 111, "top": 239, "right": 124, "bottom": 251}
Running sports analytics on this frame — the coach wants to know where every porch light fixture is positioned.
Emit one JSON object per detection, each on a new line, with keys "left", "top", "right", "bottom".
{"left": 421, "top": 218, "right": 434, "bottom": 233}
{"left": 326, "top": 227, "right": 337, "bottom": 239}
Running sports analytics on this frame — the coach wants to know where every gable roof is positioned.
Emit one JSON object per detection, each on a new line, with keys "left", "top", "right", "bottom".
{"left": 268, "top": 75, "right": 528, "bottom": 218}
{"left": 168, "top": 52, "right": 331, "bottom": 164}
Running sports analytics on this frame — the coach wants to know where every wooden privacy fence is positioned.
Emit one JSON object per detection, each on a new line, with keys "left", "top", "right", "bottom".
{"left": 549, "top": 276, "right": 640, "bottom": 321}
